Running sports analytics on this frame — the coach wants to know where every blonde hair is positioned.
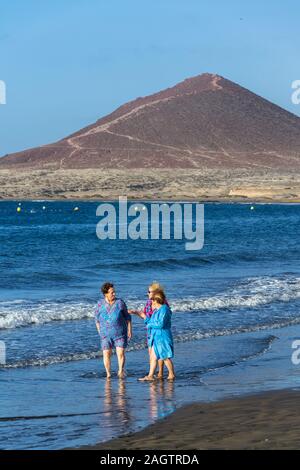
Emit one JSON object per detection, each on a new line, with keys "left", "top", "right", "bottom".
{"left": 149, "top": 281, "right": 165, "bottom": 292}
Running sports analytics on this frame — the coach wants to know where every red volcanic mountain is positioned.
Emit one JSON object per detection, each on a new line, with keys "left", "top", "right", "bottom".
{"left": 1, "top": 73, "right": 300, "bottom": 170}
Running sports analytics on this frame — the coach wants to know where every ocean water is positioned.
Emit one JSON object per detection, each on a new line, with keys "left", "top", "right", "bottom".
{"left": 1, "top": 201, "right": 300, "bottom": 449}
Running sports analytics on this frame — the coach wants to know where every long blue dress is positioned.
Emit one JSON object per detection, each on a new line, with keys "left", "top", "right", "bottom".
{"left": 144, "top": 304, "right": 174, "bottom": 360}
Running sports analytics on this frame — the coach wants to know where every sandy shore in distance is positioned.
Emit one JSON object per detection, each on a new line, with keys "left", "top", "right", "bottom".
{"left": 1, "top": 168, "right": 300, "bottom": 202}
{"left": 80, "top": 389, "right": 300, "bottom": 450}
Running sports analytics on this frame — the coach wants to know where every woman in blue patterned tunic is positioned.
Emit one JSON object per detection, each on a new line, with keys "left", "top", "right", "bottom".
{"left": 95, "top": 282, "right": 132, "bottom": 379}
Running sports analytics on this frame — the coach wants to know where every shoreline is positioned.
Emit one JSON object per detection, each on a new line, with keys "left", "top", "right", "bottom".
{"left": 79, "top": 388, "right": 300, "bottom": 450}
{"left": 0, "top": 168, "right": 300, "bottom": 203}
{"left": 1, "top": 197, "right": 300, "bottom": 204}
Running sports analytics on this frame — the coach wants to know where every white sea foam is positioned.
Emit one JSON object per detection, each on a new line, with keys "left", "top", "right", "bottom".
{"left": 0, "top": 324, "right": 283, "bottom": 369}
{"left": 171, "top": 276, "right": 300, "bottom": 312}
{"left": 0, "top": 301, "right": 95, "bottom": 329}
{"left": 0, "top": 275, "right": 300, "bottom": 330}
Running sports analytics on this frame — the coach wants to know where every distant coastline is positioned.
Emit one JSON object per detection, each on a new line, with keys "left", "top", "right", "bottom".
{"left": 0, "top": 168, "right": 299, "bottom": 203}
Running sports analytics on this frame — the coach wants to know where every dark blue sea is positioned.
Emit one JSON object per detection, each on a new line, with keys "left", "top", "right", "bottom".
{"left": 1, "top": 201, "right": 300, "bottom": 449}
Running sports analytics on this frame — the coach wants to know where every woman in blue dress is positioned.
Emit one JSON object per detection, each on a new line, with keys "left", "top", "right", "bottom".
{"left": 95, "top": 282, "right": 132, "bottom": 379}
{"left": 133, "top": 290, "right": 175, "bottom": 381}
{"left": 129, "top": 281, "right": 168, "bottom": 378}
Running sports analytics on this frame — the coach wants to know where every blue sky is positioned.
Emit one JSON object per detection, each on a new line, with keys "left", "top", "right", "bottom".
{"left": 0, "top": 0, "right": 299, "bottom": 156}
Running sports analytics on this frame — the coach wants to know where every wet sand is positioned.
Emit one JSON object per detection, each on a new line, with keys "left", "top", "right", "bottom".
{"left": 82, "top": 389, "right": 300, "bottom": 450}
{"left": 1, "top": 168, "right": 300, "bottom": 202}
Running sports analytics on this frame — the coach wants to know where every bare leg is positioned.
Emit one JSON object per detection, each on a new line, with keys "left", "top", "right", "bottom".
{"left": 157, "top": 360, "right": 164, "bottom": 379}
{"left": 139, "top": 347, "right": 157, "bottom": 381}
{"left": 116, "top": 347, "right": 126, "bottom": 378}
{"left": 103, "top": 349, "right": 112, "bottom": 378}
{"left": 164, "top": 358, "right": 175, "bottom": 380}
{"left": 149, "top": 348, "right": 158, "bottom": 377}
{"left": 149, "top": 347, "right": 164, "bottom": 378}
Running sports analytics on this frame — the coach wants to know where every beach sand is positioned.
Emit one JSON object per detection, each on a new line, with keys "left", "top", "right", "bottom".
{"left": 82, "top": 389, "right": 300, "bottom": 450}
{"left": 1, "top": 168, "right": 300, "bottom": 202}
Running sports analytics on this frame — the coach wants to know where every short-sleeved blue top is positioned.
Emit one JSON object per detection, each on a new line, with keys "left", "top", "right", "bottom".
{"left": 95, "top": 298, "right": 131, "bottom": 340}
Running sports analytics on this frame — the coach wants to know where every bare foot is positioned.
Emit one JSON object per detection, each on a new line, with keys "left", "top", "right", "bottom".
{"left": 118, "top": 371, "right": 126, "bottom": 379}
{"left": 106, "top": 374, "right": 112, "bottom": 380}
{"left": 167, "top": 375, "right": 176, "bottom": 381}
{"left": 156, "top": 375, "right": 164, "bottom": 380}
{"left": 138, "top": 375, "right": 155, "bottom": 382}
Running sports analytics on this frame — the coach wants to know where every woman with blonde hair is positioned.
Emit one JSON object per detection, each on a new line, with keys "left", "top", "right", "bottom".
{"left": 133, "top": 289, "right": 175, "bottom": 381}
{"left": 129, "top": 282, "right": 167, "bottom": 378}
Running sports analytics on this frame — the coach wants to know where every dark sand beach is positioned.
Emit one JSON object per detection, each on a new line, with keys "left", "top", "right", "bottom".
{"left": 82, "top": 389, "right": 300, "bottom": 450}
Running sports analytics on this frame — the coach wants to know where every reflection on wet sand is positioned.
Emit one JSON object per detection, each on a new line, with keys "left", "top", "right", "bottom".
{"left": 148, "top": 380, "right": 176, "bottom": 421}
{"left": 102, "top": 377, "right": 176, "bottom": 431}
{"left": 103, "top": 379, "right": 131, "bottom": 431}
